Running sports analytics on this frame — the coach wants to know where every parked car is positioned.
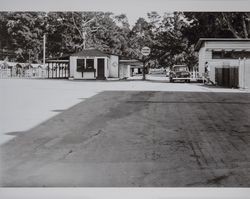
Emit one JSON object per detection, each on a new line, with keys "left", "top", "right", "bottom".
{"left": 149, "top": 68, "right": 165, "bottom": 74}
{"left": 169, "top": 65, "right": 191, "bottom": 83}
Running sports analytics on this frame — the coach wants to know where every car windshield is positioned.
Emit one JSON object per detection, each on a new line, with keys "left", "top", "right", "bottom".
{"left": 174, "top": 66, "right": 188, "bottom": 72}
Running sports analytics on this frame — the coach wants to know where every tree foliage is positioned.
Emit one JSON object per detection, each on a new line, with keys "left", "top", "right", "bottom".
{"left": 0, "top": 11, "right": 249, "bottom": 68}
{"left": 182, "top": 12, "right": 250, "bottom": 45}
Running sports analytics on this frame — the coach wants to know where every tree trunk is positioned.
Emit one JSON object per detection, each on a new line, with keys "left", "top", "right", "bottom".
{"left": 222, "top": 13, "right": 241, "bottom": 38}
{"left": 242, "top": 15, "right": 249, "bottom": 38}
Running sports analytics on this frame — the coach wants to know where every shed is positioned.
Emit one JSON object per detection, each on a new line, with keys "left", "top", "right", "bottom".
{"left": 195, "top": 38, "right": 250, "bottom": 88}
{"left": 69, "top": 49, "right": 119, "bottom": 80}
{"left": 119, "top": 57, "right": 143, "bottom": 78}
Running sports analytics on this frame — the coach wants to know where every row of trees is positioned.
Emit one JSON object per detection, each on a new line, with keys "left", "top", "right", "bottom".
{"left": 0, "top": 12, "right": 249, "bottom": 68}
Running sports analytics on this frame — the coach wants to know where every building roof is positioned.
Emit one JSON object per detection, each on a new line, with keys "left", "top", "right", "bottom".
{"left": 71, "top": 49, "right": 110, "bottom": 57}
{"left": 46, "top": 49, "right": 141, "bottom": 62}
{"left": 119, "top": 55, "right": 141, "bottom": 61}
{"left": 195, "top": 38, "right": 250, "bottom": 51}
{"left": 46, "top": 54, "right": 71, "bottom": 61}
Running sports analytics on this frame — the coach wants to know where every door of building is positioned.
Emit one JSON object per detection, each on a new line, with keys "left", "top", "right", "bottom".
{"left": 97, "top": 58, "right": 105, "bottom": 79}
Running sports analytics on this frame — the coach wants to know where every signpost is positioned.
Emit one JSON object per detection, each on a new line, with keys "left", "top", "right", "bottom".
{"left": 141, "top": 46, "right": 151, "bottom": 80}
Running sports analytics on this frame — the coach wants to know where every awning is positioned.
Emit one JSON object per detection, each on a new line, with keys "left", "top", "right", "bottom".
{"left": 208, "top": 48, "right": 250, "bottom": 52}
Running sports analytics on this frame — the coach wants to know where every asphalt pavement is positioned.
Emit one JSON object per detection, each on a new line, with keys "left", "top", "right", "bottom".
{"left": 1, "top": 91, "right": 250, "bottom": 187}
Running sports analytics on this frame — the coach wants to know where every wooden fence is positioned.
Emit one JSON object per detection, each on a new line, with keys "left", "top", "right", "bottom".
{"left": 0, "top": 61, "right": 70, "bottom": 79}
{"left": 0, "top": 68, "right": 47, "bottom": 79}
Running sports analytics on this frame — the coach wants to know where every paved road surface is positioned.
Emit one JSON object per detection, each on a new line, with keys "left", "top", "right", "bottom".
{"left": 1, "top": 91, "right": 250, "bottom": 186}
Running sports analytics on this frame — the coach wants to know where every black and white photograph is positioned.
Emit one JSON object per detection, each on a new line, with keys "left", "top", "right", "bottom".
{"left": 0, "top": 0, "right": 250, "bottom": 198}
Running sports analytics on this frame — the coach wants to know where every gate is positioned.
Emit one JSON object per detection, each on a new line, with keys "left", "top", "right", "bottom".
{"left": 215, "top": 66, "right": 239, "bottom": 88}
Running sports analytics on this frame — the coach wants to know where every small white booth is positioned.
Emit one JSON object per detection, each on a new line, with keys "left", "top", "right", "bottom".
{"left": 119, "top": 57, "right": 143, "bottom": 78}
{"left": 69, "top": 49, "right": 119, "bottom": 80}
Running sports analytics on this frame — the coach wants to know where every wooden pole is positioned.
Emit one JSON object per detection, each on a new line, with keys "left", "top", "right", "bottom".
{"left": 43, "top": 34, "right": 46, "bottom": 70}
{"left": 142, "top": 58, "right": 146, "bottom": 80}
{"left": 58, "top": 63, "right": 60, "bottom": 78}
{"left": 68, "top": 62, "right": 70, "bottom": 78}
{"left": 64, "top": 63, "right": 67, "bottom": 78}
{"left": 47, "top": 63, "right": 49, "bottom": 78}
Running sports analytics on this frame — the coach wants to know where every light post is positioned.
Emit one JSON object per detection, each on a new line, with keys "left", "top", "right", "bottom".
{"left": 41, "top": 12, "right": 49, "bottom": 78}
{"left": 43, "top": 34, "right": 46, "bottom": 68}
{"left": 243, "top": 57, "right": 246, "bottom": 89}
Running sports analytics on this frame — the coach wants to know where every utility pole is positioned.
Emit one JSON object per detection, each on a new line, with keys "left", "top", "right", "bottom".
{"left": 43, "top": 34, "right": 46, "bottom": 67}
{"left": 244, "top": 57, "right": 246, "bottom": 89}
{"left": 43, "top": 34, "right": 48, "bottom": 78}
{"left": 142, "top": 59, "right": 146, "bottom": 80}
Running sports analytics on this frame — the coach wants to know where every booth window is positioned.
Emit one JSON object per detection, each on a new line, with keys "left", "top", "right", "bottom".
{"left": 86, "top": 59, "right": 94, "bottom": 69}
{"left": 76, "top": 59, "right": 85, "bottom": 72}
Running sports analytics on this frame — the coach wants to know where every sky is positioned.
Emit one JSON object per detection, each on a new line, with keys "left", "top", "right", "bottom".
{"left": 1, "top": 0, "right": 250, "bottom": 25}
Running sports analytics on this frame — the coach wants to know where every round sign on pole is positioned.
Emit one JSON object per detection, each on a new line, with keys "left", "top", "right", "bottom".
{"left": 141, "top": 46, "right": 151, "bottom": 56}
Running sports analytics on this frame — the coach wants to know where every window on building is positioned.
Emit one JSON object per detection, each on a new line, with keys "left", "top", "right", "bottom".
{"left": 86, "top": 59, "right": 94, "bottom": 69}
{"left": 212, "top": 51, "right": 223, "bottom": 59}
{"left": 224, "top": 51, "right": 233, "bottom": 59}
{"left": 242, "top": 51, "right": 250, "bottom": 59}
{"left": 212, "top": 51, "right": 250, "bottom": 59}
{"left": 76, "top": 59, "right": 85, "bottom": 72}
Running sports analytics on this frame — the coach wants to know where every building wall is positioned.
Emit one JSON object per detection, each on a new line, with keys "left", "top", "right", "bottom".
{"left": 119, "top": 63, "right": 130, "bottom": 78}
{"left": 69, "top": 56, "right": 76, "bottom": 78}
{"left": 239, "top": 59, "right": 250, "bottom": 89}
{"left": 198, "top": 43, "right": 206, "bottom": 76}
{"left": 108, "top": 55, "right": 119, "bottom": 78}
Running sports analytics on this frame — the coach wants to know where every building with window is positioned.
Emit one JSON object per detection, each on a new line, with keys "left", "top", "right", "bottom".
{"left": 69, "top": 49, "right": 143, "bottom": 80}
{"left": 195, "top": 38, "right": 250, "bottom": 88}
{"left": 69, "top": 49, "right": 119, "bottom": 80}
{"left": 119, "top": 57, "right": 143, "bottom": 78}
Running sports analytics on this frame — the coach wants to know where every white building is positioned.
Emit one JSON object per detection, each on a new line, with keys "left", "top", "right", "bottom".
{"left": 195, "top": 38, "right": 250, "bottom": 88}
{"left": 119, "top": 57, "right": 143, "bottom": 78}
{"left": 69, "top": 49, "right": 142, "bottom": 80}
{"left": 69, "top": 49, "right": 119, "bottom": 80}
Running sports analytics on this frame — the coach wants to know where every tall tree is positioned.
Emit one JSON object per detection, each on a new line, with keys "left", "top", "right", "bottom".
{"left": 1, "top": 12, "right": 45, "bottom": 62}
{"left": 182, "top": 12, "right": 250, "bottom": 45}
{"left": 148, "top": 12, "right": 197, "bottom": 68}
{"left": 129, "top": 17, "right": 156, "bottom": 59}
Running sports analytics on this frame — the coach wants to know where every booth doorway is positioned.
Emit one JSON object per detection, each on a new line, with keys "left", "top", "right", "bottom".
{"left": 97, "top": 58, "right": 105, "bottom": 79}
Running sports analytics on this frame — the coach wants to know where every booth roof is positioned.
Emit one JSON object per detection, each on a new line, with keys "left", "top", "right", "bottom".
{"left": 71, "top": 49, "right": 110, "bottom": 57}
{"left": 47, "top": 49, "right": 141, "bottom": 61}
